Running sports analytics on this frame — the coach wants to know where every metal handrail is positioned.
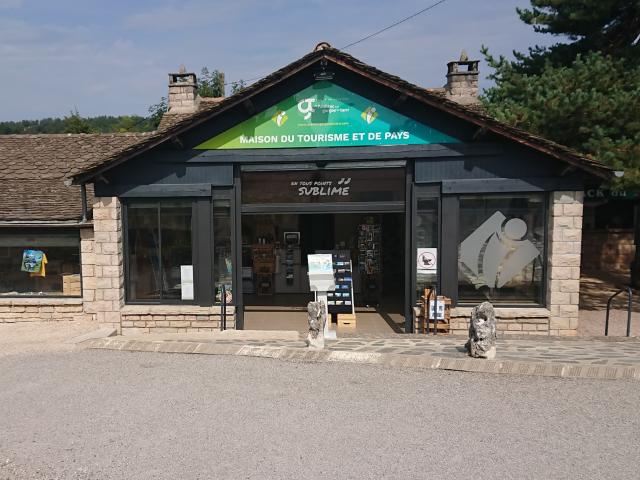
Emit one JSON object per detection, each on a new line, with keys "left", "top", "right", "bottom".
{"left": 221, "top": 284, "right": 227, "bottom": 331}
{"left": 605, "top": 285, "right": 633, "bottom": 337}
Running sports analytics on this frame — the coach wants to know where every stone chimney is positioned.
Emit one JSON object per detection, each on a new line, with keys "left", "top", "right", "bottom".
{"left": 167, "top": 65, "right": 200, "bottom": 114}
{"left": 444, "top": 51, "right": 479, "bottom": 105}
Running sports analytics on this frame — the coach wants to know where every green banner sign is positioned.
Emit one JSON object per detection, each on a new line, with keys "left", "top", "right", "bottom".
{"left": 195, "top": 81, "right": 460, "bottom": 149}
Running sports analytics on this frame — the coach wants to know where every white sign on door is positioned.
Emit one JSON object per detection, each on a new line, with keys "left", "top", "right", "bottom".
{"left": 417, "top": 248, "right": 437, "bottom": 273}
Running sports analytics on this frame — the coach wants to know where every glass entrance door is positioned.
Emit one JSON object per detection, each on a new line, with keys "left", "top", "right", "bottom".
{"left": 412, "top": 186, "right": 440, "bottom": 327}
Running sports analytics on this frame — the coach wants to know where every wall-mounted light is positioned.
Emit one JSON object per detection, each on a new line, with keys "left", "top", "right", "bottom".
{"left": 314, "top": 59, "right": 334, "bottom": 81}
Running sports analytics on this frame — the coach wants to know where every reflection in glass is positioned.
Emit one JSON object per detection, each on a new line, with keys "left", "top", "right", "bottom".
{"left": 214, "top": 200, "right": 233, "bottom": 304}
{"left": 160, "top": 202, "right": 193, "bottom": 300}
{"left": 458, "top": 194, "right": 545, "bottom": 305}
{"left": 0, "top": 230, "right": 81, "bottom": 296}
{"left": 127, "top": 204, "right": 160, "bottom": 301}
{"left": 126, "top": 201, "right": 193, "bottom": 302}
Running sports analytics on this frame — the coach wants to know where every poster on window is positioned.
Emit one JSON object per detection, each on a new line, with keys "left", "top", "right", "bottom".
{"left": 180, "top": 265, "right": 194, "bottom": 300}
{"left": 417, "top": 248, "right": 437, "bottom": 273}
{"left": 429, "top": 300, "right": 446, "bottom": 320}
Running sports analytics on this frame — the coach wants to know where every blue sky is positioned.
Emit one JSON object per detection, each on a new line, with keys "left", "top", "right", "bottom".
{"left": 0, "top": 0, "right": 562, "bottom": 121}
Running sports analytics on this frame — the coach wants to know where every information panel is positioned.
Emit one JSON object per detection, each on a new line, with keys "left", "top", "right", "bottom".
{"left": 195, "top": 81, "right": 460, "bottom": 149}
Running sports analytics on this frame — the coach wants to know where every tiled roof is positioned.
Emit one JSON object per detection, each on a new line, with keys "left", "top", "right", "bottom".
{"left": 71, "top": 47, "right": 612, "bottom": 183}
{"left": 0, "top": 133, "right": 150, "bottom": 222}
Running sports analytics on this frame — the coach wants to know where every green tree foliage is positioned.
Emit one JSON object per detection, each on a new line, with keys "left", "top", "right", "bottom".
{"left": 63, "top": 109, "right": 94, "bottom": 134}
{"left": 230, "top": 79, "right": 247, "bottom": 94}
{"left": 512, "top": 0, "right": 640, "bottom": 73}
{"left": 198, "top": 67, "right": 225, "bottom": 97}
{"left": 482, "top": 0, "right": 640, "bottom": 187}
{"left": 0, "top": 114, "right": 156, "bottom": 134}
{"left": 484, "top": 52, "right": 640, "bottom": 187}
{"left": 147, "top": 97, "right": 168, "bottom": 130}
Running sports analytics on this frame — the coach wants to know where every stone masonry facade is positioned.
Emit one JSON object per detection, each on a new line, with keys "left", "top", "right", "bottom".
{"left": 87, "top": 196, "right": 235, "bottom": 334}
{"left": 448, "top": 191, "right": 584, "bottom": 337}
{"left": 1, "top": 192, "right": 581, "bottom": 336}
{"left": 546, "top": 191, "right": 583, "bottom": 336}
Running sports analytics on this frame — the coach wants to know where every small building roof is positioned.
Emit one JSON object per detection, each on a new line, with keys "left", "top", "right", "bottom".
{"left": 0, "top": 133, "right": 150, "bottom": 223}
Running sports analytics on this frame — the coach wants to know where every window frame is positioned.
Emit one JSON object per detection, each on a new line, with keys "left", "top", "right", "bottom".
{"left": 454, "top": 192, "right": 549, "bottom": 308}
{"left": 0, "top": 227, "right": 83, "bottom": 299}
{"left": 123, "top": 198, "right": 198, "bottom": 305}
{"left": 412, "top": 184, "right": 441, "bottom": 306}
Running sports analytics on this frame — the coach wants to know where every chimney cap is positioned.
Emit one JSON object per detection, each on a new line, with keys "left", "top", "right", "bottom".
{"left": 314, "top": 42, "right": 332, "bottom": 51}
{"left": 178, "top": 64, "right": 187, "bottom": 74}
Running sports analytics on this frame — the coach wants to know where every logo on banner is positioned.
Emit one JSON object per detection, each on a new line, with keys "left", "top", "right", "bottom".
{"left": 271, "top": 110, "right": 288, "bottom": 127}
{"left": 459, "top": 211, "right": 540, "bottom": 289}
{"left": 297, "top": 98, "right": 315, "bottom": 120}
{"left": 361, "top": 106, "right": 378, "bottom": 124}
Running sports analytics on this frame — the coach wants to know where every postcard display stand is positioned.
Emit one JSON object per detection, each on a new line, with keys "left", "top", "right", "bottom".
{"left": 318, "top": 250, "right": 356, "bottom": 320}
{"left": 358, "top": 222, "right": 382, "bottom": 306}
{"left": 307, "top": 254, "right": 337, "bottom": 340}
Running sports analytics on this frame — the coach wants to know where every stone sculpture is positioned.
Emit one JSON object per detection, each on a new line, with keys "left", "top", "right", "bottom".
{"left": 466, "top": 301, "right": 497, "bottom": 359}
{"left": 306, "top": 301, "right": 326, "bottom": 349}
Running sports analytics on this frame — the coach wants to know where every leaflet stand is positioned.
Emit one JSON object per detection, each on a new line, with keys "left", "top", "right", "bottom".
{"left": 307, "top": 254, "right": 337, "bottom": 340}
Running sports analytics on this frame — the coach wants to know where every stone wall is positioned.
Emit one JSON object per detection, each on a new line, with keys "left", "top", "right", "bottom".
{"left": 80, "top": 227, "right": 96, "bottom": 319}
{"left": 120, "top": 306, "right": 235, "bottom": 335}
{"left": 0, "top": 298, "right": 90, "bottom": 323}
{"left": 89, "top": 197, "right": 125, "bottom": 332}
{"left": 546, "top": 191, "right": 583, "bottom": 336}
{"left": 449, "top": 307, "right": 549, "bottom": 336}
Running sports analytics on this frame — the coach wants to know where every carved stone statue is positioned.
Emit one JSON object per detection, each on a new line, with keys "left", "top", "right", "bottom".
{"left": 466, "top": 301, "right": 497, "bottom": 359}
{"left": 306, "top": 301, "right": 326, "bottom": 349}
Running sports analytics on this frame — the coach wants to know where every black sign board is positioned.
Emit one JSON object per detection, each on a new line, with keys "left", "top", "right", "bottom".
{"left": 317, "top": 250, "right": 354, "bottom": 315}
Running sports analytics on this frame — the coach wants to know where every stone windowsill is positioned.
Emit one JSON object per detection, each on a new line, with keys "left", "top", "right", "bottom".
{"left": 121, "top": 304, "right": 235, "bottom": 315}
{"left": 0, "top": 297, "right": 83, "bottom": 306}
{"left": 412, "top": 306, "right": 550, "bottom": 320}
{"left": 451, "top": 307, "right": 550, "bottom": 319}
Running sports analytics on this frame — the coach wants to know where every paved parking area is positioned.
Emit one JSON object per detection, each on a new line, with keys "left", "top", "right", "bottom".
{"left": 0, "top": 320, "right": 98, "bottom": 358}
{"left": 1, "top": 350, "right": 639, "bottom": 479}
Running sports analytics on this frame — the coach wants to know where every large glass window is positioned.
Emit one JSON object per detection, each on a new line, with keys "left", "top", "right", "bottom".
{"left": 415, "top": 197, "right": 439, "bottom": 302}
{"left": 0, "top": 229, "right": 81, "bottom": 297}
{"left": 458, "top": 194, "right": 546, "bottom": 305}
{"left": 213, "top": 200, "right": 233, "bottom": 304}
{"left": 126, "top": 200, "right": 193, "bottom": 302}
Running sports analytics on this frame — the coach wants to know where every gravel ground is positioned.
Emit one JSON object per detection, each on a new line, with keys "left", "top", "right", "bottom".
{"left": 1, "top": 350, "right": 638, "bottom": 479}
{"left": 579, "top": 308, "right": 640, "bottom": 337}
{"left": 0, "top": 321, "right": 99, "bottom": 358}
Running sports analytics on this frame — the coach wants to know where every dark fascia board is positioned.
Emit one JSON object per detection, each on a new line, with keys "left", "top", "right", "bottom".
{"left": 154, "top": 143, "right": 502, "bottom": 164}
{"left": 441, "top": 177, "right": 584, "bottom": 193}
{"left": 96, "top": 183, "right": 212, "bottom": 198}
{"left": 72, "top": 48, "right": 612, "bottom": 184}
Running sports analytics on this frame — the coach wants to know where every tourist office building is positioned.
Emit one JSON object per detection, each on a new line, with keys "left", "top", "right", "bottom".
{"left": 0, "top": 45, "right": 611, "bottom": 335}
